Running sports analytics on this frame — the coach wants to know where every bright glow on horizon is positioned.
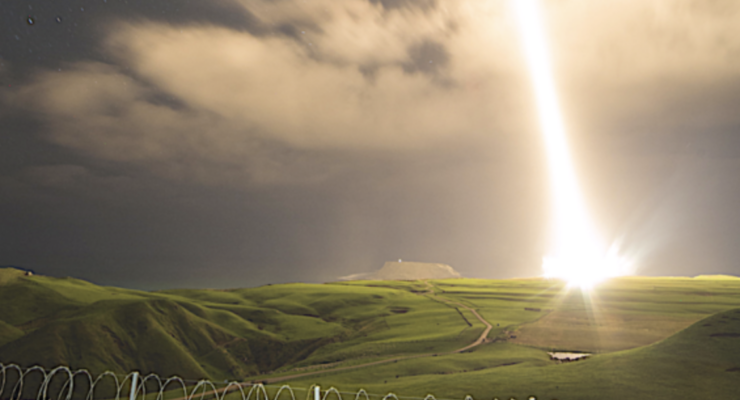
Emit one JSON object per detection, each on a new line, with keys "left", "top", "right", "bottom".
{"left": 514, "top": 0, "right": 632, "bottom": 289}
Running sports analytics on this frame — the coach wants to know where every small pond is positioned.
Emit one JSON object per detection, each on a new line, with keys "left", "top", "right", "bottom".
{"left": 548, "top": 352, "right": 591, "bottom": 361}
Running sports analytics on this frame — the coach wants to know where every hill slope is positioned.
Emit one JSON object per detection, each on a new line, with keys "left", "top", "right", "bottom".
{"left": 0, "top": 269, "right": 478, "bottom": 380}
{"left": 3, "top": 269, "right": 740, "bottom": 400}
{"left": 282, "top": 307, "right": 740, "bottom": 400}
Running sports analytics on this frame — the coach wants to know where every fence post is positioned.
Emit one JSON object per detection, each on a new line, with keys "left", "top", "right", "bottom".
{"left": 129, "top": 372, "right": 139, "bottom": 400}
{"left": 314, "top": 386, "right": 320, "bottom": 400}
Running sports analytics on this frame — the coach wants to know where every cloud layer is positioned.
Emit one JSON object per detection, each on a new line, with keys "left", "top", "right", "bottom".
{"left": 8, "top": 0, "right": 740, "bottom": 186}
{"left": 3, "top": 0, "right": 740, "bottom": 287}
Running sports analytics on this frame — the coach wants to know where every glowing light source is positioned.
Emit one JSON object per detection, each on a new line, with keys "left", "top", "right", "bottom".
{"left": 514, "top": 0, "right": 632, "bottom": 289}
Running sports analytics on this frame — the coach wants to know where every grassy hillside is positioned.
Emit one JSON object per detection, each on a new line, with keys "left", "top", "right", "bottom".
{"left": 278, "top": 307, "right": 740, "bottom": 400}
{"left": 0, "top": 269, "right": 489, "bottom": 380}
{"left": 266, "top": 277, "right": 740, "bottom": 399}
{"left": 2, "top": 268, "right": 740, "bottom": 400}
{"left": 274, "top": 309, "right": 740, "bottom": 400}
{"left": 431, "top": 276, "right": 740, "bottom": 351}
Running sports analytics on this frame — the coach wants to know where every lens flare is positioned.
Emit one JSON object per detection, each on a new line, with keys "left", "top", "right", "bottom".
{"left": 514, "top": 0, "right": 632, "bottom": 289}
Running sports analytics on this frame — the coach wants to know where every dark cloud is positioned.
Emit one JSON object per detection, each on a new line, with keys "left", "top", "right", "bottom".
{"left": 404, "top": 39, "right": 449, "bottom": 75}
{"left": 369, "top": 0, "right": 438, "bottom": 11}
{"left": 0, "top": 1, "right": 263, "bottom": 77}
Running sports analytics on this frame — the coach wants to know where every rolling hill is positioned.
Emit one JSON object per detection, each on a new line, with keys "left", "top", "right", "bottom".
{"left": 282, "top": 306, "right": 740, "bottom": 400}
{"left": 0, "top": 268, "right": 482, "bottom": 379}
{"left": 2, "top": 267, "right": 740, "bottom": 400}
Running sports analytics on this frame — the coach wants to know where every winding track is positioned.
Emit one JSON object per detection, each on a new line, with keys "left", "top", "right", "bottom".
{"left": 421, "top": 281, "right": 493, "bottom": 354}
{"left": 171, "top": 281, "right": 493, "bottom": 399}
{"left": 260, "top": 281, "right": 492, "bottom": 383}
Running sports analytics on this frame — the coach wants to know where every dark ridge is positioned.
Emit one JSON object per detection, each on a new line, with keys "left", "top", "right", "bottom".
{"left": 709, "top": 332, "right": 740, "bottom": 338}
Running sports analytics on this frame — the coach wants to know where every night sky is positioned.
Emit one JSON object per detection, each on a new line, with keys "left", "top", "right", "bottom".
{"left": 2, "top": 0, "right": 740, "bottom": 290}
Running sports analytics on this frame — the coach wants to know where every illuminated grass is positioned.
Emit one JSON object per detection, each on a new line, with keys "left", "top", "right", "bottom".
{"left": 0, "top": 269, "right": 491, "bottom": 380}
{"left": 279, "top": 307, "right": 740, "bottom": 400}
{"left": 3, "top": 267, "right": 740, "bottom": 400}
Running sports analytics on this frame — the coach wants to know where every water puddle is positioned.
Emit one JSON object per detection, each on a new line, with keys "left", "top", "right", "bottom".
{"left": 548, "top": 352, "right": 591, "bottom": 361}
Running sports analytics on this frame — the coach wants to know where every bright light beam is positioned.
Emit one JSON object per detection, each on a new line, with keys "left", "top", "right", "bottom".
{"left": 514, "top": 0, "right": 631, "bottom": 289}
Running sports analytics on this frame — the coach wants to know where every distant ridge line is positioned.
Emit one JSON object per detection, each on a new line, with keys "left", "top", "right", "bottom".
{"left": 338, "top": 261, "right": 461, "bottom": 281}
{"left": 693, "top": 274, "right": 740, "bottom": 280}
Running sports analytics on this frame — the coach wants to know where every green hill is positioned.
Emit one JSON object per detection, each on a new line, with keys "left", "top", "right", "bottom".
{"left": 266, "top": 277, "right": 740, "bottom": 399}
{"left": 0, "top": 269, "right": 483, "bottom": 380}
{"left": 276, "top": 307, "right": 740, "bottom": 400}
{"left": 2, "top": 268, "right": 740, "bottom": 400}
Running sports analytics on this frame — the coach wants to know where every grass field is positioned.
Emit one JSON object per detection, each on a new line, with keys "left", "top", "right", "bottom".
{"left": 2, "top": 267, "right": 740, "bottom": 400}
{"left": 281, "top": 307, "right": 740, "bottom": 400}
{"left": 0, "top": 269, "right": 490, "bottom": 379}
{"left": 269, "top": 276, "right": 740, "bottom": 399}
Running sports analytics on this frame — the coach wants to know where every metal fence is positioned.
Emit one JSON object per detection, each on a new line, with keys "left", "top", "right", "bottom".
{"left": 0, "top": 364, "right": 493, "bottom": 400}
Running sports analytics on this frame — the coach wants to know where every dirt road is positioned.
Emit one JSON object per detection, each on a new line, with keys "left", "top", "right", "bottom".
{"left": 420, "top": 280, "right": 493, "bottom": 353}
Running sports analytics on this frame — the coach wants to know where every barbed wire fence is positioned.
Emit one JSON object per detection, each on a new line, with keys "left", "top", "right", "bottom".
{"left": 0, "top": 364, "right": 510, "bottom": 400}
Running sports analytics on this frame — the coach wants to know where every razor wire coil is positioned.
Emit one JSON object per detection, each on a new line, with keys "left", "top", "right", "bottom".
{"left": 0, "top": 364, "right": 483, "bottom": 400}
